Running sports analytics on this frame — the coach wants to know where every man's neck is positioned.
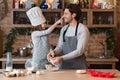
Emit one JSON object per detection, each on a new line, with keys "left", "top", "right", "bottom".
{"left": 69, "top": 19, "right": 77, "bottom": 27}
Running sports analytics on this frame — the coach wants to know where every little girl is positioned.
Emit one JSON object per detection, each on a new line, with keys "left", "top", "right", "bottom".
{"left": 25, "top": 7, "right": 61, "bottom": 70}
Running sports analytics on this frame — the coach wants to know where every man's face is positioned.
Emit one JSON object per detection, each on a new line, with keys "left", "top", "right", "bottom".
{"left": 63, "top": 9, "right": 73, "bottom": 23}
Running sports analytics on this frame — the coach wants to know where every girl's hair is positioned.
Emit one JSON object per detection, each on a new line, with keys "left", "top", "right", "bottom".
{"left": 31, "top": 25, "right": 43, "bottom": 32}
{"left": 64, "top": 4, "right": 81, "bottom": 21}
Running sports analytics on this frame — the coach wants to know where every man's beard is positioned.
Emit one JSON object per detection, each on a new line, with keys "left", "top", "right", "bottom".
{"left": 65, "top": 18, "right": 73, "bottom": 24}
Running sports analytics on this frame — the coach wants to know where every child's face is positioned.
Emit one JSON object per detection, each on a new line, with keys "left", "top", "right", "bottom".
{"left": 41, "top": 22, "right": 46, "bottom": 30}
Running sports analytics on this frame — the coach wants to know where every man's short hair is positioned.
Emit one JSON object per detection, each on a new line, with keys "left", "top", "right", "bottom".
{"left": 64, "top": 4, "right": 81, "bottom": 21}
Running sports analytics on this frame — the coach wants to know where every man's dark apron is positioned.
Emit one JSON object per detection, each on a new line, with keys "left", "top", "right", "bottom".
{"left": 61, "top": 23, "right": 87, "bottom": 69}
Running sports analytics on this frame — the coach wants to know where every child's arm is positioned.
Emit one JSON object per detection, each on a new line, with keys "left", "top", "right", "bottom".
{"left": 32, "top": 19, "right": 62, "bottom": 37}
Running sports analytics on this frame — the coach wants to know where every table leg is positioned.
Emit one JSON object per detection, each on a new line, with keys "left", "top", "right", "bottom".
{"left": 2, "top": 62, "right": 5, "bottom": 69}
{"left": 112, "top": 63, "right": 116, "bottom": 69}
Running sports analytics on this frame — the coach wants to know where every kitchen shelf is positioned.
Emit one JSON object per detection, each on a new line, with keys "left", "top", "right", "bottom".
{"left": 90, "top": 9, "right": 117, "bottom": 28}
{"left": 12, "top": 9, "right": 63, "bottom": 27}
{"left": 12, "top": 24, "right": 32, "bottom": 28}
{"left": 89, "top": 25, "right": 117, "bottom": 28}
{"left": 11, "top": 0, "right": 117, "bottom": 28}
{"left": 12, "top": 8, "right": 63, "bottom": 12}
{"left": 91, "top": 9, "right": 116, "bottom": 12}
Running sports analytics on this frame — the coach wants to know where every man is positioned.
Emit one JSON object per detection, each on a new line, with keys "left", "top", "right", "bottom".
{"left": 47, "top": 4, "right": 90, "bottom": 69}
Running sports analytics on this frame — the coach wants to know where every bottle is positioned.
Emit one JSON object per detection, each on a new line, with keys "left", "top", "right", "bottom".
{"left": 91, "top": 0, "right": 97, "bottom": 9}
{"left": 54, "top": 14, "right": 59, "bottom": 22}
{"left": 6, "top": 52, "right": 13, "bottom": 72}
{"left": 20, "top": 2, "right": 25, "bottom": 9}
{"left": 14, "top": 0, "right": 20, "bottom": 9}
{"left": 83, "top": 0, "right": 87, "bottom": 8}
{"left": 31, "top": 1, "right": 36, "bottom": 8}
{"left": 98, "top": 16, "right": 102, "bottom": 24}
{"left": 83, "top": 16, "right": 87, "bottom": 24}
{"left": 108, "top": 15, "right": 113, "bottom": 24}
{"left": 78, "top": 0, "right": 82, "bottom": 8}
{"left": 58, "top": 0, "right": 62, "bottom": 9}
{"left": 81, "top": 0, "right": 85, "bottom": 8}
{"left": 40, "top": 0, "right": 48, "bottom": 9}
{"left": 85, "top": 0, "right": 89, "bottom": 8}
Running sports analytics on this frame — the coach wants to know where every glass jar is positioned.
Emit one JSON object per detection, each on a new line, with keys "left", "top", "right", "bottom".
{"left": 6, "top": 52, "right": 13, "bottom": 72}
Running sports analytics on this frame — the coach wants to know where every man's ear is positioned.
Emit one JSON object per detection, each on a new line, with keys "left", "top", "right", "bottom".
{"left": 72, "top": 13, "right": 76, "bottom": 18}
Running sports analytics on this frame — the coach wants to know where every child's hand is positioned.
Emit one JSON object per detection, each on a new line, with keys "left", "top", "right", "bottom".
{"left": 47, "top": 49, "right": 55, "bottom": 61}
{"left": 55, "top": 16, "right": 63, "bottom": 25}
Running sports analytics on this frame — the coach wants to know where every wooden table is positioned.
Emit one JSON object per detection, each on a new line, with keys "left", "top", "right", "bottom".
{"left": 0, "top": 57, "right": 119, "bottom": 69}
{"left": 0, "top": 69, "right": 120, "bottom": 80}
{"left": 86, "top": 57, "right": 119, "bottom": 69}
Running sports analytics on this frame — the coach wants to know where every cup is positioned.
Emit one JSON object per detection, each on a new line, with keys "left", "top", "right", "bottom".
{"left": 98, "top": 3, "right": 103, "bottom": 9}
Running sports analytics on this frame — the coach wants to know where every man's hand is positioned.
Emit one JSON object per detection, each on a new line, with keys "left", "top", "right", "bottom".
{"left": 52, "top": 56, "right": 63, "bottom": 64}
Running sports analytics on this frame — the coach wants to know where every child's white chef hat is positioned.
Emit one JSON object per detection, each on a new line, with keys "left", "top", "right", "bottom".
{"left": 26, "top": 7, "right": 46, "bottom": 26}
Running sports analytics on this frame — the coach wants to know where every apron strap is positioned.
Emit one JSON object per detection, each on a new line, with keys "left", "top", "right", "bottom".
{"left": 63, "top": 23, "right": 79, "bottom": 42}
{"left": 75, "top": 23, "right": 79, "bottom": 36}
{"left": 63, "top": 24, "right": 69, "bottom": 42}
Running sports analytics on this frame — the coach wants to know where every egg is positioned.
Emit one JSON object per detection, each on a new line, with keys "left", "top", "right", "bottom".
{"left": 36, "top": 71, "right": 41, "bottom": 75}
{"left": 4, "top": 72, "right": 10, "bottom": 77}
{"left": 9, "top": 72, "right": 16, "bottom": 77}
{"left": 16, "top": 70, "right": 21, "bottom": 77}
{"left": 26, "top": 71, "right": 32, "bottom": 75}
{"left": 20, "top": 70, "right": 25, "bottom": 76}
{"left": 13, "top": 69, "right": 17, "bottom": 73}
{"left": 76, "top": 70, "right": 86, "bottom": 74}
